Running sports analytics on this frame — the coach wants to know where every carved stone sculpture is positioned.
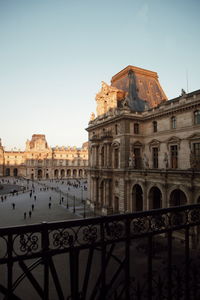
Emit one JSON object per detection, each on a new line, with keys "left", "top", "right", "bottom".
{"left": 163, "top": 152, "right": 168, "bottom": 169}
{"left": 143, "top": 153, "right": 149, "bottom": 169}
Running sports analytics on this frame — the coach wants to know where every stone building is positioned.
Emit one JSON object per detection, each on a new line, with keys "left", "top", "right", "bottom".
{"left": 0, "top": 134, "right": 88, "bottom": 179}
{"left": 87, "top": 65, "right": 200, "bottom": 215}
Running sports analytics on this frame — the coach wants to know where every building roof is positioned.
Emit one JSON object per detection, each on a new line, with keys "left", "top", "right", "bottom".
{"left": 111, "top": 65, "right": 167, "bottom": 112}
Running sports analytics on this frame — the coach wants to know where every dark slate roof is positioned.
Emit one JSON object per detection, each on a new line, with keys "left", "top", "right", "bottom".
{"left": 111, "top": 65, "right": 167, "bottom": 112}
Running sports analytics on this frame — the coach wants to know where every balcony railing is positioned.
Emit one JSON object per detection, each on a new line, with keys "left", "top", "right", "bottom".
{"left": 0, "top": 204, "right": 200, "bottom": 299}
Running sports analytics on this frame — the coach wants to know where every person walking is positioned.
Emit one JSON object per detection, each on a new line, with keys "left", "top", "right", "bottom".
{"left": 31, "top": 204, "right": 34, "bottom": 211}
{"left": 12, "top": 203, "right": 15, "bottom": 210}
{"left": 34, "top": 195, "right": 36, "bottom": 201}
{"left": 24, "top": 212, "right": 26, "bottom": 219}
{"left": 29, "top": 211, "right": 32, "bottom": 218}
{"left": 49, "top": 202, "right": 51, "bottom": 209}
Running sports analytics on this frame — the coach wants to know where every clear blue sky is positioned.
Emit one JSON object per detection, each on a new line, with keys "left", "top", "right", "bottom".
{"left": 0, "top": 0, "right": 199, "bottom": 149}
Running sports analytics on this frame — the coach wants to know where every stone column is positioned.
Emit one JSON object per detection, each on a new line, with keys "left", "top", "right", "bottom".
{"left": 104, "top": 145, "right": 107, "bottom": 168}
{"left": 143, "top": 183, "right": 148, "bottom": 211}
{"left": 106, "top": 144, "right": 110, "bottom": 167}
{"left": 93, "top": 178, "right": 97, "bottom": 203}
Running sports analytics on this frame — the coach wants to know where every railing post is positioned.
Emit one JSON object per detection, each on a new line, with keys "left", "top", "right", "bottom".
{"left": 148, "top": 235, "right": 153, "bottom": 300}
{"left": 100, "top": 219, "right": 106, "bottom": 299}
{"left": 167, "top": 230, "right": 172, "bottom": 300}
{"left": 125, "top": 217, "right": 130, "bottom": 300}
{"left": 42, "top": 222, "right": 50, "bottom": 300}
{"left": 69, "top": 238, "right": 80, "bottom": 300}
{"left": 185, "top": 227, "right": 190, "bottom": 300}
{"left": 6, "top": 233, "right": 13, "bottom": 299}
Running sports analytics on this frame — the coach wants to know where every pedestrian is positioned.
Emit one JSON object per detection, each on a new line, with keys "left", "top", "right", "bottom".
{"left": 49, "top": 196, "right": 51, "bottom": 201}
{"left": 34, "top": 195, "right": 36, "bottom": 201}
{"left": 32, "top": 204, "right": 34, "bottom": 211}
{"left": 61, "top": 197, "right": 64, "bottom": 203}
{"left": 30, "top": 192, "right": 32, "bottom": 198}
{"left": 49, "top": 202, "right": 51, "bottom": 209}
{"left": 12, "top": 203, "right": 15, "bottom": 210}
{"left": 24, "top": 212, "right": 26, "bottom": 219}
{"left": 29, "top": 211, "right": 32, "bottom": 218}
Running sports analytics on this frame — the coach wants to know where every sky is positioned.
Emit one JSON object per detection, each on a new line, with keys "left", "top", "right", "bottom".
{"left": 0, "top": 0, "right": 199, "bottom": 150}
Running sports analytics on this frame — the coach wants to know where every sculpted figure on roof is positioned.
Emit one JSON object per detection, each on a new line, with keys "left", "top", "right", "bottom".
{"left": 95, "top": 81, "right": 126, "bottom": 116}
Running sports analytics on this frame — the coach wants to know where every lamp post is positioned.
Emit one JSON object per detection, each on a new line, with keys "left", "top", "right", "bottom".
{"left": 73, "top": 195, "right": 75, "bottom": 214}
{"left": 81, "top": 185, "right": 83, "bottom": 203}
{"left": 83, "top": 200, "right": 86, "bottom": 218}
{"left": 66, "top": 193, "right": 69, "bottom": 209}
{"left": 59, "top": 190, "right": 61, "bottom": 205}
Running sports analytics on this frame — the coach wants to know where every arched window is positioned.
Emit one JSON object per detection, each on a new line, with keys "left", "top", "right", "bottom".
{"left": 171, "top": 116, "right": 176, "bottom": 129}
{"left": 153, "top": 121, "right": 157, "bottom": 133}
{"left": 194, "top": 111, "right": 200, "bottom": 125}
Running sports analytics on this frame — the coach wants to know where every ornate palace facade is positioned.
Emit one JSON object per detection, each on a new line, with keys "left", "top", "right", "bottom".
{"left": 87, "top": 65, "right": 200, "bottom": 215}
{"left": 0, "top": 134, "right": 88, "bottom": 179}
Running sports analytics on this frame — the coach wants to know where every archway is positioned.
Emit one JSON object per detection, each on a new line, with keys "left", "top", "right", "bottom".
{"left": 61, "top": 169, "right": 65, "bottom": 178}
{"left": 13, "top": 168, "right": 18, "bottom": 177}
{"left": 79, "top": 169, "right": 83, "bottom": 178}
{"left": 149, "top": 186, "right": 162, "bottom": 209}
{"left": 170, "top": 189, "right": 187, "bottom": 206}
{"left": 114, "top": 196, "right": 119, "bottom": 213}
{"left": 38, "top": 169, "right": 42, "bottom": 179}
{"left": 99, "top": 180, "right": 104, "bottom": 206}
{"left": 73, "top": 169, "right": 77, "bottom": 178}
{"left": 5, "top": 168, "right": 10, "bottom": 176}
{"left": 54, "top": 169, "right": 59, "bottom": 179}
{"left": 67, "top": 169, "right": 71, "bottom": 177}
{"left": 132, "top": 184, "right": 143, "bottom": 211}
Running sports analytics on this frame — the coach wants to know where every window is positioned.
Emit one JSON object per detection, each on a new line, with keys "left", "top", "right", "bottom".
{"left": 171, "top": 145, "right": 178, "bottom": 169}
{"left": 115, "top": 124, "right": 118, "bottom": 135}
{"left": 193, "top": 143, "right": 200, "bottom": 168}
{"left": 133, "top": 148, "right": 142, "bottom": 169}
{"left": 114, "top": 148, "right": 119, "bottom": 168}
{"left": 134, "top": 123, "right": 139, "bottom": 134}
{"left": 101, "top": 146, "right": 104, "bottom": 167}
{"left": 152, "top": 147, "right": 158, "bottom": 168}
{"left": 171, "top": 116, "right": 176, "bottom": 129}
{"left": 194, "top": 111, "right": 200, "bottom": 125}
{"left": 153, "top": 121, "right": 157, "bottom": 133}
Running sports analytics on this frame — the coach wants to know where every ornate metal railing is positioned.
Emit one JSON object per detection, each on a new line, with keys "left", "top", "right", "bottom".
{"left": 1, "top": 204, "right": 200, "bottom": 299}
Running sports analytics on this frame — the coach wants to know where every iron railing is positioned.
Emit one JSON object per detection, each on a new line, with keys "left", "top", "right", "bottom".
{"left": 0, "top": 204, "right": 200, "bottom": 299}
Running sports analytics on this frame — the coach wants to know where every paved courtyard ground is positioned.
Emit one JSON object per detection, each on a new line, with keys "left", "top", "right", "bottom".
{"left": 0, "top": 177, "right": 93, "bottom": 228}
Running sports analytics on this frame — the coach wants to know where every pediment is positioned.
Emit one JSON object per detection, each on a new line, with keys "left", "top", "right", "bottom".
{"left": 132, "top": 141, "right": 144, "bottom": 149}
{"left": 166, "top": 136, "right": 181, "bottom": 150}
{"left": 188, "top": 133, "right": 200, "bottom": 141}
{"left": 148, "top": 139, "right": 160, "bottom": 151}
{"left": 188, "top": 133, "right": 200, "bottom": 149}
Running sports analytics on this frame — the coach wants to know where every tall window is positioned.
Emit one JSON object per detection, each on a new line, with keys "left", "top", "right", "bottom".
{"left": 171, "top": 116, "right": 176, "bottom": 129}
{"left": 134, "top": 148, "right": 141, "bottom": 169}
{"left": 153, "top": 121, "right": 157, "bottom": 133}
{"left": 194, "top": 143, "right": 200, "bottom": 168}
{"left": 114, "top": 148, "right": 119, "bottom": 168}
{"left": 101, "top": 146, "right": 104, "bottom": 167}
{"left": 194, "top": 111, "right": 200, "bottom": 125}
{"left": 152, "top": 147, "right": 158, "bottom": 168}
{"left": 171, "top": 145, "right": 178, "bottom": 169}
{"left": 134, "top": 123, "right": 139, "bottom": 134}
{"left": 115, "top": 124, "right": 118, "bottom": 135}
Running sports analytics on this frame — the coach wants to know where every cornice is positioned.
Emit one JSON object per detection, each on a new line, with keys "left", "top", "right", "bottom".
{"left": 111, "top": 65, "right": 158, "bottom": 83}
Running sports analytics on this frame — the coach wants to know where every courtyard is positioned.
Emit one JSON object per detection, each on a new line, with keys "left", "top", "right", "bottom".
{"left": 0, "top": 177, "right": 92, "bottom": 228}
